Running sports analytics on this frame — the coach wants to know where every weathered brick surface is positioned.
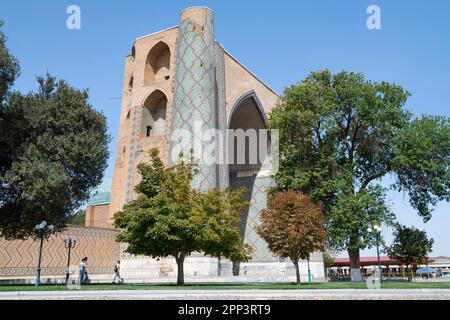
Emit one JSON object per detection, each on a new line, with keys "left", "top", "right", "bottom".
{"left": 0, "top": 226, "right": 120, "bottom": 277}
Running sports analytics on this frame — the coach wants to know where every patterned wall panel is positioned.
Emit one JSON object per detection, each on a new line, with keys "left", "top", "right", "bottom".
{"left": 126, "top": 106, "right": 144, "bottom": 201}
{"left": 215, "top": 43, "right": 229, "bottom": 190}
{"left": 170, "top": 7, "right": 217, "bottom": 191}
{"left": 230, "top": 174, "right": 277, "bottom": 262}
{"left": 0, "top": 226, "right": 120, "bottom": 277}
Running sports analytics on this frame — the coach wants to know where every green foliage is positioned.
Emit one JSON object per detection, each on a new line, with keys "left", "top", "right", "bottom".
{"left": 322, "top": 251, "right": 335, "bottom": 268}
{"left": 257, "top": 191, "right": 326, "bottom": 262}
{"left": 0, "top": 21, "right": 19, "bottom": 104}
{"left": 257, "top": 191, "right": 326, "bottom": 283}
{"left": 0, "top": 21, "right": 20, "bottom": 178}
{"left": 393, "top": 116, "right": 450, "bottom": 221}
{"left": 327, "top": 185, "right": 395, "bottom": 252}
{"left": 385, "top": 225, "right": 434, "bottom": 267}
{"left": 68, "top": 209, "right": 86, "bottom": 226}
{"left": 134, "top": 148, "right": 166, "bottom": 198}
{"left": 0, "top": 74, "right": 110, "bottom": 239}
{"left": 114, "top": 149, "right": 251, "bottom": 284}
{"left": 268, "top": 70, "right": 449, "bottom": 268}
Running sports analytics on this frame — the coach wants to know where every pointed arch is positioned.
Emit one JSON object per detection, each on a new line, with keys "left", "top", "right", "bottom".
{"left": 227, "top": 90, "right": 267, "bottom": 129}
{"left": 128, "top": 75, "right": 134, "bottom": 92}
{"left": 131, "top": 45, "right": 136, "bottom": 60}
{"left": 228, "top": 90, "right": 268, "bottom": 174}
{"left": 228, "top": 90, "right": 274, "bottom": 269}
{"left": 141, "top": 89, "right": 168, "bottom": 137}
{"left": 144, "top": 41, "right": 171, "bottom": 86}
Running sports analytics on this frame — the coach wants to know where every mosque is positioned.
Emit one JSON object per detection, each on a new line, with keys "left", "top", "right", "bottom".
{"left": 86, "top": 7, "right": 325, "bottom": 280}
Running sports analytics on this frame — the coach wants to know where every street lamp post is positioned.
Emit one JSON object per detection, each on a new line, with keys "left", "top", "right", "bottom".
{"left": 64, "top": 236, "right": 77, "bottom": 284}
{"left": 367, "top": 224, "right": 383, "bottom": 283}
{"left": 34, "top": 221, "right": 54, "bottom": 287}
{"left": 307, "top": 255, "right": 312, "bottom": 284}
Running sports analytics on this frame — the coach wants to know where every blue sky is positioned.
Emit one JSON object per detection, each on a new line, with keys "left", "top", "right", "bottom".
{"left": 1, "top": 0, "right": 449, "bottom": 257}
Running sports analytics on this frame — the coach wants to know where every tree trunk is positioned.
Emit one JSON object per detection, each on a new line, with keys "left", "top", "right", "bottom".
{"left": 407, "top": 265, "right": 414, "bottom": 282}
{"left": 348, "top": 248, "right": 363, "bottom": 282}
{"left": 293, "top": 261, "right": 301, "bottom": 284}
{"left": 232, "top": 261, "right": 240, "bottom": 276}
{"left": 175, "top": 253, "right": 185, "bottom": 286}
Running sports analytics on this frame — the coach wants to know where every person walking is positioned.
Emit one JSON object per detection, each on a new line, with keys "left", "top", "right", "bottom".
{"left": 79, "top": 257, "right": 89, "bottom": 284}
{"left": 112, "top": 260, "right": 124, "bottom": 284}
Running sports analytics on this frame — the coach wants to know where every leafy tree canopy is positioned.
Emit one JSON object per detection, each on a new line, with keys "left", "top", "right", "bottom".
{"left": 257, "top": 190, "right": 326, "bottom": 284}
{"left": 322, "top": 251, "right": 335, "bottom": 268}
{"left": 386, "top": 225, "right": 434, "bottom": 266}
{"left": 385, "top": 225, "right": 433, "bottom": 281}
{"left": 268, "top": 70, "right": 449, "bottom": 278}
{"left": 114, "top": 149, "right": 251, "bottom": 285}
{"left": 0, "top": 74, "right": 109, "bottom": 238}
{"left": 68, "top": 209, "right": 86, "bottom": 226}
{"left": 0, "top": 21, "right": 19, "bottom": 104}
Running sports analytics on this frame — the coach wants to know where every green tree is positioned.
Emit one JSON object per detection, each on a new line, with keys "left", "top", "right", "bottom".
{"left": 114, "top": 149, "right": 251, "bottom": 285}
{"left": 268, "top": 70, "right": 450, "bottom": 281}
{"left": 322, "top": 251, "right": 335, "bottom": 279}
{"left": 0, "top": 21, "right": 20, "bottom": 176}
{"left": 385, "top": 225, "right": 434, "bottom": 282}
{"left": 257, "top": 191, "right": 326, "bottom": 284}
{"left": 68, "top": 209, "right": 86, "bottom": 226}
{"left": 0, "top": 21, "right": 19, "bottom": 105}
{"left": 0, "top": 73, "right": 109, "bottom": 238}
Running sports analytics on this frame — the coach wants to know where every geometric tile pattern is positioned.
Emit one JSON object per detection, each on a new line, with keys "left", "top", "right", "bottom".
{"left": 87, "top": 179, "right": 112, "bottom": 205}
{"left": 230, "top": 174, "right": 276, "bottom": 262}
{"left": 170, "top": 8, "right": 217, "bottom": 191}
{"left": 0, "top": 227, "right": 120, "bottom": 276}
{"left": 215, "top": 44, "right": 229, "bottom": 190}
{"left": 126, "top": 106, "right": 144, "bottom": 201}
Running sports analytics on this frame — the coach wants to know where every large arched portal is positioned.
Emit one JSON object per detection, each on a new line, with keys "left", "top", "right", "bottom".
{"left": 228, "top": 92, "right": 275, "bottom": 274}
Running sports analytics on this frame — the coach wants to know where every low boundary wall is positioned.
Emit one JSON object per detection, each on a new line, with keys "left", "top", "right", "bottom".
{"left": 0, "top": 226, "right": 120, "bottom": 278}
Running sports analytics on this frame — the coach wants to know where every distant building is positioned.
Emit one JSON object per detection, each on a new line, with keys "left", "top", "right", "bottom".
{"left": 429, "top": 256, "right": 450, "bottom": 277}
{"left": 85, "top": 179, "right": 112, "bottom": 229}
{"left": 330, "top": 256, "right": 450, "bottom": 279}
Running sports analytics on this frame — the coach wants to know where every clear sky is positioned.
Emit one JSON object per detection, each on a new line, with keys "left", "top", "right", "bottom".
{"left": 1, "top": 0, "right": 449, "bottom": 257}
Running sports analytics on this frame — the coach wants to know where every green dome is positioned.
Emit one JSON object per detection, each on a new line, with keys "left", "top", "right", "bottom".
{"left": 87, "top": 178, "right": 112, "bottom": 206}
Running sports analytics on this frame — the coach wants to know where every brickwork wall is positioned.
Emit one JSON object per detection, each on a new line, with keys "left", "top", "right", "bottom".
{"left": 0, "top": 226, "right": 120, "bottom": 277}
{"left": 85, "top": 204, "right": 111, "bottom": 229}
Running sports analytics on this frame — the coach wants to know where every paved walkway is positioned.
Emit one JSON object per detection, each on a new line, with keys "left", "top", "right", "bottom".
{"left": 1, "top": 289, "right": 450, "bottom": 300}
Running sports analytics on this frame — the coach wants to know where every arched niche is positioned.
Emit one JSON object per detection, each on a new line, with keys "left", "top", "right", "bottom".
{"left": 228, "top": 92, "right": 273, "bottom": 271}
{"left": 144, "top": 41, "right": 170, "bottom": 86}
{"left": 131, "top": 45, "right": 136, "bottom": 60}
{"left": 141, "top": 90, "right": 167, "bottom": 137}
{"left": 128, "top": 76, "right": 134, "bottom": 92}
{"left": 228, "top": 93, "right": 267, "bottom": 173}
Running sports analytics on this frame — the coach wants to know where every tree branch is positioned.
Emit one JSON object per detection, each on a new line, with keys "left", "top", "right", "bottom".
{"left": 359, "top": 169, "right": 389, "bottom": 192}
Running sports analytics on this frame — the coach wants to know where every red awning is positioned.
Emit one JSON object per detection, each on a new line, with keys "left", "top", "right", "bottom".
{"left": 332, "top": 256, "right": 435, "bottom": 267}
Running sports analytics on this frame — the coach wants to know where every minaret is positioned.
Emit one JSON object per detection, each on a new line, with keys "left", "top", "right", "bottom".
{"left": 169, "top": 7, "right": 217, "bottom": 191}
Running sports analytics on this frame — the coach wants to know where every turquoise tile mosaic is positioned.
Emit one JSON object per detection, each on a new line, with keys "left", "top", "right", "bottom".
{"left": 170, "top": 8, "right": 217, "bottom": 191}
{"left": 230, "top": 174, "right": 277, "bottom": 262}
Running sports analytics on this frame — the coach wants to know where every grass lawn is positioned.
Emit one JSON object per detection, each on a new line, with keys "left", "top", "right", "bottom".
{"left": 0, "top": 281, "right": 450, "bottom": 292}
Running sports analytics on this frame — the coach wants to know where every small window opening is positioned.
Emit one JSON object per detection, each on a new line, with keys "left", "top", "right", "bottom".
{"left": 146, "top": 126, "right": 152, "bottom": 137}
